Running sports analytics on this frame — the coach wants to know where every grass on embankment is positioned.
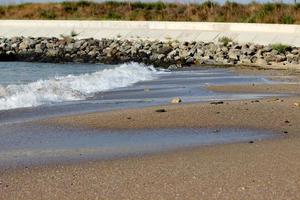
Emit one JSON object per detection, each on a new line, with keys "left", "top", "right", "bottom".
{"left": 1, "top": 1, "right": 300, "bottom": 24}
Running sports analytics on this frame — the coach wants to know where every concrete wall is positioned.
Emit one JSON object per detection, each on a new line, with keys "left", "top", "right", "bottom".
{"left": 1, "top": 20, "right": 300, "bottom": 46}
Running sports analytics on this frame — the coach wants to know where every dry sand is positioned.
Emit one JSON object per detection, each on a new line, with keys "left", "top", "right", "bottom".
{"left": 1, "top": 71, "right": 300, "bottom": 200}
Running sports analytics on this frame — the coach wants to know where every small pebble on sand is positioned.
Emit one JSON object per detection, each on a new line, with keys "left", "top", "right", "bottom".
{"left": 210, "top": 101, "right": 224, "bottom": 105}
{"left": 171, "top": 97, "right": 182, "bottom": 104}
{"left": 155, "top": 109, "right": 166, "bottom": 113}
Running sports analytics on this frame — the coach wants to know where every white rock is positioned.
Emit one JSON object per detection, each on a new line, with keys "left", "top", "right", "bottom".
{"left": 171, "top": 97, "right": 182, "bottom": 104}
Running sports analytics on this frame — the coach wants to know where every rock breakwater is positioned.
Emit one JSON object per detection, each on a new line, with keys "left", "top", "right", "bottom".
{"left": 0, "top": 37, "right": 300, "bottom": 68}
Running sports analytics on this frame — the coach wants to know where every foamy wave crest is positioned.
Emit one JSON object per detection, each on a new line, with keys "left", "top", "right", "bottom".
{"left": 0, "top": 63, "right": 158, "bottom": 110}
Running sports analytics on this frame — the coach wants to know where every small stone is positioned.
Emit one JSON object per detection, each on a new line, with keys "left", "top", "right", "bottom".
{"left": 171, "top": 97, "right": 182, "bottom": 104}
{"left": 168, "top": 64, "right": 178, "bottom": 70}
{"left": 284, "top": 120, "right": 290, "bottom": 124}
{"left": 294, "top": 102, "right": 300, "bottom": 107}
{"left": 155, "top": 108, "right": 166, "bottom": 113}
{"left": 210, "top": 101, "right": 224, "bottom": 105}
{"left": 168, "top": 64, "right": 182, "bottom": 70}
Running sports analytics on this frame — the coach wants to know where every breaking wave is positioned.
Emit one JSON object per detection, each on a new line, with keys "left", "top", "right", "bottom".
{"left": 0, "top": 62, "right": 159, "bottom": 110}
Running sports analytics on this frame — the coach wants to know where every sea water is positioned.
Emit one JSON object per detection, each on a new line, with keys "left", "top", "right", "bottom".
{"left": 0, "top": 62, "right": 285, "bottom": 167}
{"left": 0, "top": 62, "right": 160, "bottom": 110}
{"left": 0, "top": 62, "right": 283, "bottom": 125}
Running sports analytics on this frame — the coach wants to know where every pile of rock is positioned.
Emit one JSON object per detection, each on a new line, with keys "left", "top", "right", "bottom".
{"left": 0, "top": 36, "right": 299, "bottom": 68}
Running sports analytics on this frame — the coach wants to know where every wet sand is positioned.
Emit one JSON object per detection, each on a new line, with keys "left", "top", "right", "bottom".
{"left": 208, "top": 83, "right": 300, "bottom": 94}
{"left": 1, "top": 70, "right": 300, "bottom": 199}
{"left": 39, "top": 90, "right": 299, "bottom": 132}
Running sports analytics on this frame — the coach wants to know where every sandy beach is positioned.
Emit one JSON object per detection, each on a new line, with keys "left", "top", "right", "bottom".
{"left": 2, "top": 2, "right": 300, "bottom": 198}
{"left": 1, "top": 68, "right": 300, "bottom": 199}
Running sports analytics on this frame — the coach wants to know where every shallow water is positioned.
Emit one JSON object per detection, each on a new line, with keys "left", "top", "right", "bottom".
{"left": 0, "top": 62, "right": 281, "bottom": 125}
{"left": 0, "top": 62, "right": 287, "bottom": 167}
{"left": 0, "top": 123, "right": 275, "bottom": 168}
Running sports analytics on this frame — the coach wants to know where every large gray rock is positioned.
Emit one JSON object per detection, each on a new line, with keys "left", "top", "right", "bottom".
{"left": 255, "top": 58, "right": 268, "bottom": 66}
{"left": 19, "top": 41, "right": 29, "bottom": 50}
{"left": 46, "top": 49, "right": 59, "bottom": 57}
{"left": 65, "top": 43, "right": 74, "bottom": 52}
{"left": 186, "top": 56, "right": 195, "bottom": 64}
{"left": 156, "top": 45, "right": 172, "bottom": 54}
{"left": 228, "top": 49, "right": 241, "bottom": 60}
{"left": 275, "top": 55, "right": 286, "bottom": 62}
{"left": 74, "top": 40, "right": 84, "bottom": 49}
{"left": 286, "top": 53, "right": 299, "bottom": 63}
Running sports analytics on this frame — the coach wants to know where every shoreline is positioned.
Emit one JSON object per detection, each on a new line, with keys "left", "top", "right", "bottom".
{"left": 1, "top": 67, "right": 300, "bottom": 199}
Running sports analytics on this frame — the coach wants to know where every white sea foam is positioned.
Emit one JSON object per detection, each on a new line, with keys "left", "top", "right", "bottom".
{"left": 0, "top": 62, "right": 159, "bottom": 110}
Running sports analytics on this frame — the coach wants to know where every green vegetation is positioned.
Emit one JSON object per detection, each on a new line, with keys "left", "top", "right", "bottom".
{"left": 271, "top": 43, "right": 291, "bottom": 54}
{"left": 39, "top": 9, "right": 57, "bottom": 19}
{"left": 0, "top": 1, "right": 300, "bottom": 24}
{"left": 218, "top": 36, "right": 233, "bottom": 46}
{"left": 282, "top": 15, "right": 295, "bottom": 24}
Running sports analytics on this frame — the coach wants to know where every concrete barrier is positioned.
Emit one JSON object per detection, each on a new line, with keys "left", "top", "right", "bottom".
{"left": 0, "top": 20, "right": 300, "bottom": 46}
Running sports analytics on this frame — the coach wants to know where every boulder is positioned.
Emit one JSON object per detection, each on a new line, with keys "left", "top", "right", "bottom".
{"left": 46, "top": 49, "right": 59, "bottom": 57}
{"left": 74, "top": 40, "right": 83, "bottom": 49}
{"left": 228, "top": 49, "right": 241, "bottom": 60}
{"left": 157, "top": 45, "right": 172, "bottom": 54}
{"left": 255, "top": 58, "right": 268, "bottom": 66}
{"left": 186, "top": 57, "right": 195, "bottom": 64}
{"left": 286, "top": 53, "right": 299, "bottom": 63}
{"left": 275, "top": 55, "right": 286, "bottom": 62}
{"left": 19, "top": 41, "right": 29, "bottom": 50}
{"left": 65, "top": 43, "right": 74, "bottom": 52}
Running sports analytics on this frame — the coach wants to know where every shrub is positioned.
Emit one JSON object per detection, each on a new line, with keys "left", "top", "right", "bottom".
{"left": 76, "top": 1, "right": 93, "bottom": 7}
{"left": 39, "top": 9, "right": 57, "bottom": 19}
{"left": 0, "top": 7, "right": 5, "bottom": 15}
{"left": 62, "top": 2, "right": 78, "bottom": 13}
{"left": 271, "top": 43, "right": 291, "bottom": 54}
{"left": 201, "top": 1, "right": 218, "bottom": 9}
{"left": 282, "top": 15, "right": 295, "bottom": 24}
{"left": 131, "top": 2, "right": 166, "bottom": 10}
{"left": 224, "top": 1, "right": 239, "bottom": 8}
{"left": 262, "top": 3, "right": 276, "bottom": 12}
{"left": 105, "top": 1, "right": 126, "bottom": 7}
{"left": 105, "top": 11, "right": 121, "bottom": 19}
{"left": 295, "top": 3, "right": 300, "bottom": 9}
{"left": 218, "top": 36, "right": 233, "bottom": 46}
